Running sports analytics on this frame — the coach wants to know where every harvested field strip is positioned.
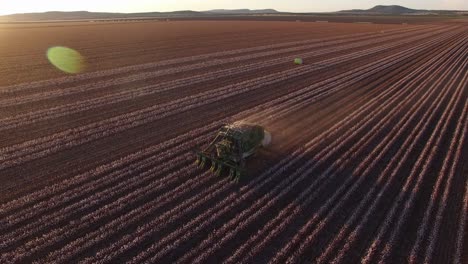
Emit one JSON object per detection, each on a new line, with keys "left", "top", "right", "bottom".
{"left": 0, "top": 27, "right": 454, "bottom": 229}
{"left": 0, "top": 21, "right": 426, "bottom": 86}
{"left": 0, "top": 27, "right": 437, "bottom": 129}
{"left": 0, "top": 26, "right": 458, "bottom": 200}
{"left": 0, "top": 25, "right": 438, "bottom": 108}
{"left": 0, "top": 25, "right": 427, "bottom": 95}
{"left": 0, "top": 26, "right": 460, "bottom": 222}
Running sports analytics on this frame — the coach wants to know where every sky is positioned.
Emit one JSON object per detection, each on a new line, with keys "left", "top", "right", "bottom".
{"left": 0, "top": 0, "right": 466, "bottom": 15}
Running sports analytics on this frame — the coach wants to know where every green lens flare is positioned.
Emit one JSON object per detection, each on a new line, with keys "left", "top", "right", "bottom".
{"left": 47, "top": 46, "right": 85, "bottom": 74}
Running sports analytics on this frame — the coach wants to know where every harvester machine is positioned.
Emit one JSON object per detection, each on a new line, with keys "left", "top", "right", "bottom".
{"left": 195, "top": 121, "right": 271, "bottom": 182}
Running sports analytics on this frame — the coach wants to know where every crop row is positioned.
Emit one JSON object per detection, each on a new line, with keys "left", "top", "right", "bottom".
{"left": 0, "top": 26, "right": 460, "bottom": 258}
{"left": 295, "top": 43, "right": 467, "bottom": 264}
{"left": 0, "top": 26, "right": 453, "bottom": 172}
{"left": 454, "top": 169, "right": 468, "bottom": 264}
{"left": 0, "top": 25, "right": 438, "bottom": 131}
{"left": 0, "top": 31, "right": 448, "bottom": 261}
{"left": 317, "top": 47, "right": 467, "bottom": 264}
{"left": 0, "top": 25, "right": 429, "bottom": 107}
{"left": 177, "top": 32, "right": 466, "bottom": 264}
{"left": 227, "top": 35, "right": 467, "bottom": 264}
{"left": 0, "top": 25, "right": 456, "bottom": 251}
{"left": 0, "top": 25, "right": 427, "bottom": 95}
{"left": 85, "top": 29, "right": 468, "bottom": 261}
{"left": 1, "top": 26, "right": 454, "bottom": 218}
{"left": 360, "top": 60, "right": 467, "bottom": 264}
{"left": 0, "top": 25, "right": 465, "bottom": 263}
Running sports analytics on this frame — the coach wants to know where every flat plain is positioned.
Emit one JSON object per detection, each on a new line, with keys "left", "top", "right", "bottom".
{"left": 0, "top": 19, "right": 466, "bottom": 263}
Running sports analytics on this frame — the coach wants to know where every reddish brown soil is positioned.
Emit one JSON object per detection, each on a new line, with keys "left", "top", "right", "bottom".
{"left": 0, "top": 21, "right": 466, "bottom": 264}
{"left": 0, "top": 21, "right": 402, "bottom": 86}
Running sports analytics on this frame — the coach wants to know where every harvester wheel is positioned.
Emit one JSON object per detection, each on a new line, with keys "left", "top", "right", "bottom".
{"left": 215, "top": 165, "right": 223, "bottom": 176}
{"left": 262, "top": 130, "right": 272, "bottom": 147}
{"left": 210, "top": 162, "right": 217, "bottom": 173}
{"left": 233, "top": 171, "right": 242, "bottom": 183}
{"left": 198, "top": 157, "right": 206, "bottom": 169}
{"left": 234, "top": 176, "right": 240, "bottom": 183}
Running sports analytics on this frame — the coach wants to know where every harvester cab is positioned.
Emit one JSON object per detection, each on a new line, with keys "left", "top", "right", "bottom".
{"left": 195, "top": 121, "right": 271, "bottom": 182}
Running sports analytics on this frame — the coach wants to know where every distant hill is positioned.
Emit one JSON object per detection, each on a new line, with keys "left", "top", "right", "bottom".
{"left": 339, "top": 5, "right": 463, "bottom": 15}
{"left": 0, "top": 10, "right": 206, "bottom": 22}
{"left": 0, "top": 11, "right": 124, "bottom": 21}
{"left": 340, "top": 5, "right": 422, "bottom": 14}
{"left": 0, "top": 6, "right": 465, "bottom": 22}
{"left": 368, "top": 5, "right": 418, "bottom": 14}
{"left": 204, "top": 9, "right": 278, "bottom": 14}
{"left": 0, "top": 9, "right": 279, "bottom": 22}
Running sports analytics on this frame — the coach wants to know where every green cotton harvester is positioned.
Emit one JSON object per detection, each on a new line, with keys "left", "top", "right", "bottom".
{"left": 294, "top": 58, "right": 303, "bottom": 65}
{"left": 195, "top": 121, "right": 272, "bottom": 182}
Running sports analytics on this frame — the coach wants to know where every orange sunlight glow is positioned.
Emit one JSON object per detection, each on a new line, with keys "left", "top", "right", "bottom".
{"left": 0, "top": 1, "right": 118, "bottom": 16}
{"left": 0, "top": 1, "right": 48, "bottom": 15}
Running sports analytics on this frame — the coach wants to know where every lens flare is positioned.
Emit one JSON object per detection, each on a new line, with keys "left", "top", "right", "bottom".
{"left": 47, "top": 46, "right": 86, "bottom": 74}
{"left": 294, "top": 58, "right": 303, "bottom": 65}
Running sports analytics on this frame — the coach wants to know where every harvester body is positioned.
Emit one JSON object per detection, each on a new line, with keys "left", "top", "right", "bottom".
{"left": 195, "top": 121, "right": 271, "bottom": 182}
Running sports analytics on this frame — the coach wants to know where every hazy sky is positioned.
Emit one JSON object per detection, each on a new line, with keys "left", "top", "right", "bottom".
{"left": 0, "top": 0, "right": 466, "bottom": 15}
